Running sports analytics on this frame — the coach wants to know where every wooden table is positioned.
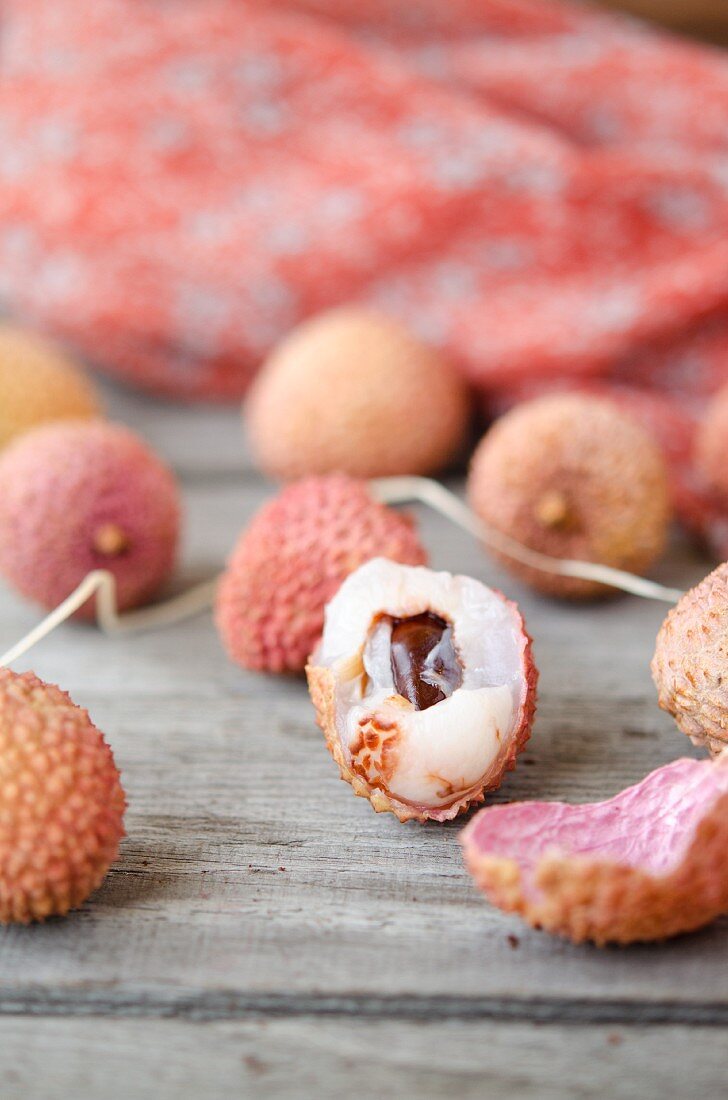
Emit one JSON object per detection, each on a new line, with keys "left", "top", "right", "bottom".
{"left": 0, "top": 382, "right": 724, "bottom": 1099}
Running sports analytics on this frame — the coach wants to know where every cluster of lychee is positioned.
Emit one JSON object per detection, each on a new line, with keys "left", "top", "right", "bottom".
{"left": 1, "top": 316, "right": 728, "bottom": 950}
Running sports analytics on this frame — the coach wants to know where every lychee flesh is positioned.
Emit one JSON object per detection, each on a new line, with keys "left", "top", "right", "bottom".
{"left": 468, "top": 394, "right": 670, "bottom": 598}
{"left": 307, "top": 558, "right": 537, "bottom": 823}
{"left": 461, "top": 758, "right": 728, "bottom": 946}
{"left": 0, "top": 325, "right": 102, "bottom": 450}
{"left": 245, "top": 308, "right": 471, "bottom": 481}
{"left": 652, "top": 562, "right": 728, "bottom": 756}
{"left": 215, "top": 476, "right": 428, "bottom": 674}
{"left": 0, "top": 421, "right": 181, "bottom": 618}
{"left": 0, "top": 668, "right": 126, "bottom": 923}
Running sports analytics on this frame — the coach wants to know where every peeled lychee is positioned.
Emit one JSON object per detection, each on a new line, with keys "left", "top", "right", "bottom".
{"left": 0, "top": 325, "right": 102, "bottom": 450}
{"left": 468, "top": 394, "right": 670, "bottom": 598}
{"left": 0, "top": 668, "right": 126, "bottom": 923}
{"left": 0, "top": 421, "right": 181, "bottom": 618}
{"left": 215, "top": 476, "right": 428, "bottom": 673}
{"left": 697, "top": 383, "right": 728, "bottom": 501}
{"left": 307, "top": 558, "right": 537, "bottom": 822}
{"left": 461, "top": 758, "right": 728, "bottom": 945}
{"left": 245, "top": 308, "right": 471, "bottom": 480}
{"left": 652, "top": 562, "right": 728, "bottom": 756}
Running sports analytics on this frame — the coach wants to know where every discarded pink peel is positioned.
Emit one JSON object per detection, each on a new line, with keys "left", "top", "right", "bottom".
{"left": 461, "top": 758, "right": 728, "bottom": 945}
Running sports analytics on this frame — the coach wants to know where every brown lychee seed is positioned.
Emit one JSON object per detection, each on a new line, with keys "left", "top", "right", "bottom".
{"left": 468, "top": 394, "right": 670, "bottom": 598}
{"left": 215, "top": 475, "right": 428, "bottom": 674}
{"left": 245, "top": 307, "right": 471, "bottom": 480}
{"left": 0, "top": 667, "right": 126, "bottom": 923}
{"left": 306, "top": 558, "right": 537, "bottom": 823}
{"left": 0, "top": 324, "right": 102, "bottom": 450}
{"left": 461, "top": 758, "right": 728, "bottom": 946}
{"left": 651, "top": 562, "right": 728, "bottom": 755}
{"left": 696, "top": 383, "right": 728, "bottom": 501}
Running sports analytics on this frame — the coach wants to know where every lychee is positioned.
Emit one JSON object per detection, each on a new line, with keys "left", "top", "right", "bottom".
{"left": 697, "top": 382, "right": 728, "bottom": 501}
{"left": 215, "top": 476, "right": 428, "bottom": 674}
{"left": 245, "top": 308, "right": 471, "bottom": 480}
{"left": 461, "top": 758, "right": 728, "bottom": 945}
{"left": 0, "top": 325, "right": 102, "bottom": 450}
{"left": 468, "top": 394, "right": 670, "bottom": 598}
{"left": 652, "top": 562, "right": 728, "bottom": 755}
{"left": 0, "top": 421, "right": 181, "bottom": 618}
{"left": 0, "top": 668, "right": 126, "bottom": 923}
{"left": 307, "top": 558, "right": 537, "bottom": 822}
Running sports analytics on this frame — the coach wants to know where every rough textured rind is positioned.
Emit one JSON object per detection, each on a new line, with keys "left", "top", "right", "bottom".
{"left": 0, "top": 421, "right": 181, "bottom": 618}
{"left": 0, "top": 325, "right": 101, "bottom": 449}
{"left": 246, "top": 308, "right": 471, "bottom": 481}
{"left": 468, "top": 394, "right": 670, "bottom": 598}
{"left": 652, "top": 562, "right": 728, "bottom": 755}
{"left": 215, "top": 476, "right": 428, "bottom": 673}
{"left": 0, "top": 668, "right": 126, "bottom": 924}
{"left": 306, "top": 581, "right": 537, "bottom": 823}
{"left": 461, "top": 758, "right": 728, "bottom": 946}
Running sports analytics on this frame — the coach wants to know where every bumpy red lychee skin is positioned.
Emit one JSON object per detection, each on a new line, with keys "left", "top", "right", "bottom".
{"left": 0, "top": 421, "right": 181, "bottom": 618}
{"left": 245, "top": 308, "right": 471, "bottom": 481}
{"left": 468, "top": 394, "right": 670, "bottom": 598}
{"left": 462, "top": 758, "right": 728, "bottom": 946}
{"left": 0, "top": 668, "right": 126, "bottom": 923}
{"left": 215, "top": 476, "right": 428, "bottom": 674}
{"left": 652, "top": 562, "right": 728, "bottom": 756}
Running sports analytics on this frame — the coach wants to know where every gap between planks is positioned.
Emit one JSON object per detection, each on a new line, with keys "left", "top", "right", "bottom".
{"left": 1, "top": 991, "right": 727, "bottom": 1026}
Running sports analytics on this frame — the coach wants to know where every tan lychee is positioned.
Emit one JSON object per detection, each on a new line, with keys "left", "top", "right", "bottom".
{"left": 468, "top": 394, "right": 670, "bottom": 598}
{"left": 652, "top": 562, "right": 728, "bottom": 755}
{"left": 697, "top": 382, "right": 728, "bottom": 501}
{"left": 462, "top": 758, "right": 728, "bottom": 946}
{"left": 0, "top": 668, "right": 126, "bottom": 923}
{"left": 0, "top": 324, "right": 102, "bottom": 449}
{"left": 245, "top": 308, "right": 471, "bottom": 480}
{"left": 307, "top": 558, "right": 537, "bottom": 822}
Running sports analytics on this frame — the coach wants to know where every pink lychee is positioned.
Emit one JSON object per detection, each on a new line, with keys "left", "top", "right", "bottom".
{"left": 0, "top": 421, "right": 181, "bottom": 618}
{"left": 215, "top": 475, "right": 428, "bottom": 673}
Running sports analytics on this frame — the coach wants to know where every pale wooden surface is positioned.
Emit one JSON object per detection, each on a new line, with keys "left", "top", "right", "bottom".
{"left": 0, "top": 381, "right": 724, "bottom": 1098}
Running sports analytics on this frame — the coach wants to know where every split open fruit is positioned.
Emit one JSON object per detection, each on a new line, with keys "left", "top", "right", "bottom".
{"left": 307, "top": 558, "right": 537, "bottom": 822}
{"left": 461, "top": 758, "right": 728, "bottom": 945}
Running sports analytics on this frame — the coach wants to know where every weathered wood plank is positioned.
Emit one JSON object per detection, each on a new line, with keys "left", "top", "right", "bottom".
{"left": 1, "top": 1016, "right": 725, "bottom": 1100}
{"left": 0, "top": 461, "right": 723, "bottom": 1014}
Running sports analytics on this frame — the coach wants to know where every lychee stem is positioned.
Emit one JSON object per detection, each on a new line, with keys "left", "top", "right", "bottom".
{"left": 535, "top": 490, "right": 571, "bottom": 530}
{"left": 93, "top": 523, "right": 130, "bottom": 557}
{"left": 0, "top": 570, "right": 219, "bottom": 668}
{"left": 371, "top": 476, "right": 685, "bottom": 605}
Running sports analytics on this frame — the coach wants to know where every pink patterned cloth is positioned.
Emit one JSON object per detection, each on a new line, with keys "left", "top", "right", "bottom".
{"left": 1, "top": 0, "right": 727, "bottom": 413}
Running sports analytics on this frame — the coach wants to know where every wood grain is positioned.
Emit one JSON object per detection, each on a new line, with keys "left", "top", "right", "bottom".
{"left": 0, "top": 378, "right": 723, "bottom": 1096}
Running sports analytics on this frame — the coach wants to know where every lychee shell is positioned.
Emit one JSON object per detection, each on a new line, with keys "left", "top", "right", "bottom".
{"left": 245, "top": 308, "right": 471, "bottom": 480}
{"left": 0, "top": 421, "right": 181, "bottom": 617}
{"left": 461, "top": 758, "right": 728, "bottom": 945}
{"left": 468, "top": 394, "right": 670, "bottom": 598}
{"left": 215, "top": 475, "right": 428, "bottom": 673}
{"left": 652, "top": 562, "right": 728, "bottom": 755}
{"left": 0, "top": 325, "right": 101, "bottom": 450}
{"left": 306, "top": 593, "right": 537, "bottom": 823}
{"left": 0, "top": 668, "right": 126, "bottom": 923}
